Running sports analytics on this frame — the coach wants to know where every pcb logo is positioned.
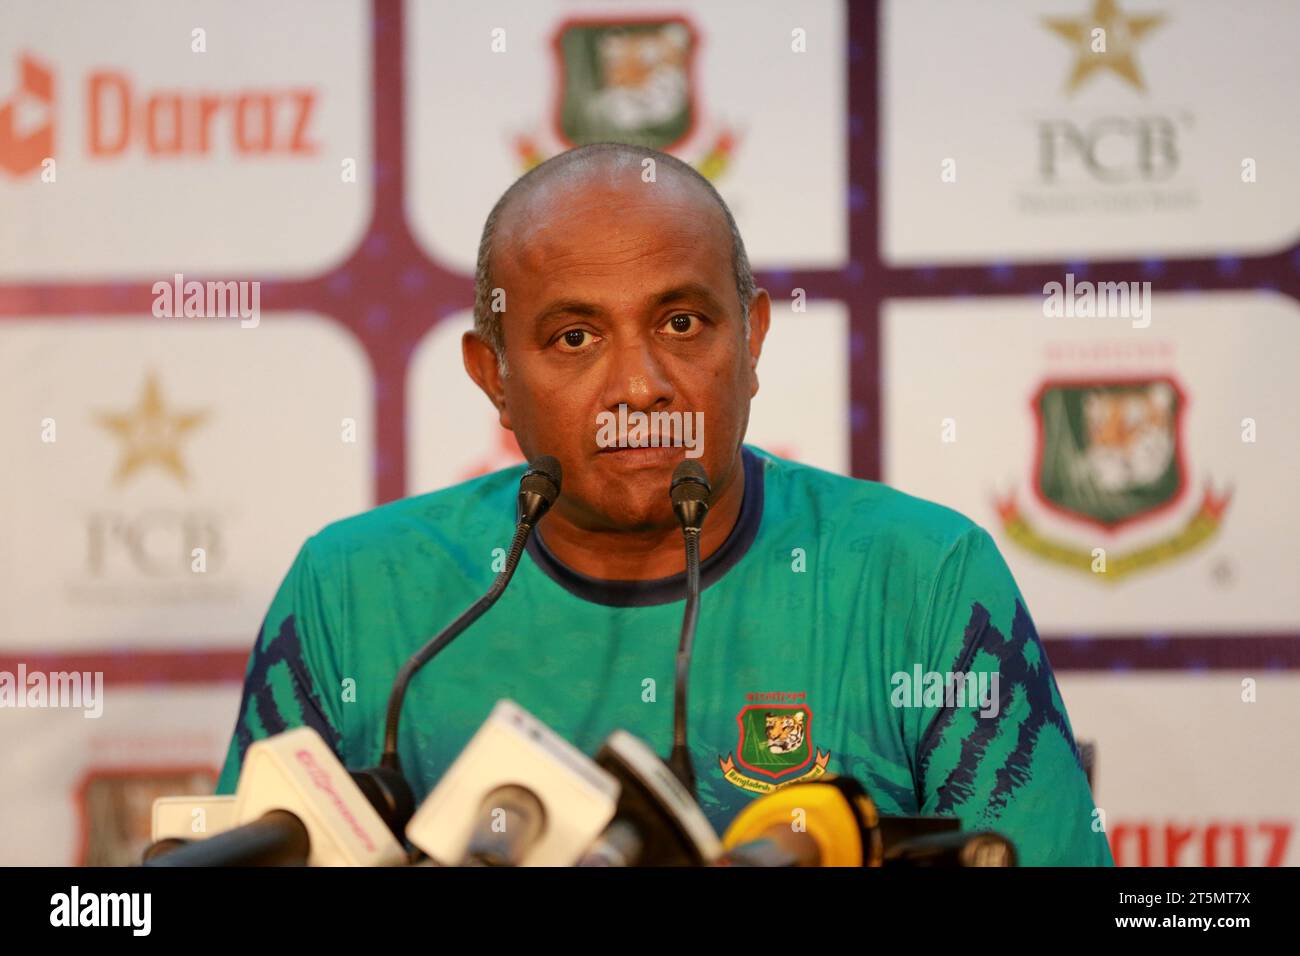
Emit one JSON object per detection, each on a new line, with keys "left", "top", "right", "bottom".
{"left": 997, "top": 375, "right": 1231, "bottom": 582}
{"left": 718, "top": 704, "right": 831, "bottom": 795}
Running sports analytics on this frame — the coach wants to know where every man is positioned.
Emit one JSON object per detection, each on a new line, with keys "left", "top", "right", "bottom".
{"left": 216, "top": 142, "right": 1113, "bottom": 866}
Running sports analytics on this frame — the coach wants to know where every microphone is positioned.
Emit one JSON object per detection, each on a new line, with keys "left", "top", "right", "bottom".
{"left": 142, "top": 795, "right": 239, "bottom": 861}
{"left": 147, "top": 812, "right": 310, "bottom": 867}
{"left": 460, "top": 785, "right": 547, "bottom": 867}
{"left": 716, "top": 775, "right": 883, "bottom": 867}
{"left": 378, "top": 455, "right": 562, "bottom": 774}
{"left": 144, "top": 728, "right": 408, "bottom": 867}
{"left": 578, "top": 729, "right": 722, "bottom": 866}
{"left": 150, "top": 794, "right": 237, "bottom": 842}
{"left": 884, "top": 830, "right": 1018, "bottom": 867}
{"left": 667, "top": 460, "right": 711, "bottom": 795}
{"left": 405, "top": 699, "right": 620, "bottom": 867}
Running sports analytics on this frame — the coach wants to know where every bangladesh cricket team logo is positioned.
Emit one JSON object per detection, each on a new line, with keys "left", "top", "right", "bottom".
{"left": 718, "top": 703, "right": 831, "bottom": 795}
{"left": 996, "top": 376, "right": 1231, "bottom": 582}
{"left": 512, "top": 16, "right": 738, "bottom": 179}
{"left": 554, "top": 18, "right": 695, "bottom": 150}
{"left": 1036, "top": 376, "right": 1186, "bottom": 529}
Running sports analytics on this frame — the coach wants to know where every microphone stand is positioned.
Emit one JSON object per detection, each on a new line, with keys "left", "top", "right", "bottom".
{"left": 378, "top": 457, "right": 563, "bottom": 774}
{"left": 667, "top": 461, "right": 711, "bottom": 796}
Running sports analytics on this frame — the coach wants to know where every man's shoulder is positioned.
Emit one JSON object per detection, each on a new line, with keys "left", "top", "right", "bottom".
{"left": 305, "top": 462, "right": 526, "bottom": 560}
{"left": 750, "top": 445, "right": 986, "bottom": 561}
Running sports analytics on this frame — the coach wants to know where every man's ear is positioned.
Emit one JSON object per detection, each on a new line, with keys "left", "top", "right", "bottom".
{"left": 462, "top": 331, "right": 513, "bottom": 431}
{"left": 746, "top": 289, "right": 772, "bottom": 398}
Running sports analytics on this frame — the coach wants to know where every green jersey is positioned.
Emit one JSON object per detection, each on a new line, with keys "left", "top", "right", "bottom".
{"left": 216, "top": 446, "right": 1113, "bottom": 866}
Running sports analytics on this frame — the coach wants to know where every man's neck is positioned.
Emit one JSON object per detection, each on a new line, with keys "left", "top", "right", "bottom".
{"left": 534, "top": 453, "right": 746, "bottom": 581}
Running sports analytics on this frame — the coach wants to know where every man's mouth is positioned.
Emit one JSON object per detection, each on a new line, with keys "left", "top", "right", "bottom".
{"left": 592, "top": 405, "right": 706, "bottom": 463}
{"left": 596, "top": 444, "right": 684, "bottom": 466}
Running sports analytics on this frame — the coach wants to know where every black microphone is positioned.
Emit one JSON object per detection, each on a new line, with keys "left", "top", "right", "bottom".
{"left": 145, "top": 811, "right": 311, "bottom": 867}
{"left": 667, "top": 460, "right": 711, "bottom": 796}
{"left": 578, "top": 729, "right": 722, "bottom": 866}
{"left": 884, "top": 830, "right": 1018, "bottom": 867}
{"left": 378, "top": 455, "right": 563, "bottom": 774}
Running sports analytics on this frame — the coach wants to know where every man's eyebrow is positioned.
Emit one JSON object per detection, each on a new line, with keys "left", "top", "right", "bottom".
{"left": 532, "top": 299, "right": 605, "bottom": 328}
{"left": 651, "top": 283, "right": 728, "bottom": 313}
{"left": 531, "top": 283, "right": 728, "bottom": 328}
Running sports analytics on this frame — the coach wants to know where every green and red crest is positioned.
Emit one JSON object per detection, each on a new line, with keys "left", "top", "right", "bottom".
{"left": 1032, "top": 376, "right": 1188, "bottom": 531}
{"left": 551, "top": 17, "right": 698, "bottom": 150}
{"left": 997, "top": 374, "right": 1230, "bottom": 582}
{"left": 718, "top": 703, "right": 830, "bottom": 795}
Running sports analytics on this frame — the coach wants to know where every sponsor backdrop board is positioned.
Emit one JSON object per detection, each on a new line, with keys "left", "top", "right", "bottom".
{"left": 0, "top": 316, "right": 374, "bottom": 651}
{"left": 406, "top": 0, "right": 849, "bottom": 272}
{"left": 882, "top": 292, "right": 1300, "bottom": 633}
{"left": 882, "top": 0, "right": 1300, "bottom": 263}
{"left": 1058, "top": 673, "right": 1300, "bottom": 867}
{"left": 0, "top": 0, "right": 1297, "bottom": 864}
{"left": 0, "top": 685, "right": 240, "bottom": 865}
{"left": 0, "top": 0, "right": 372, "bottom": 278}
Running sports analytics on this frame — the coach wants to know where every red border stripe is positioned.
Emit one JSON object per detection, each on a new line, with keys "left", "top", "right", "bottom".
{"left": 0, "top": 650, "right": 250, "bottom": 685}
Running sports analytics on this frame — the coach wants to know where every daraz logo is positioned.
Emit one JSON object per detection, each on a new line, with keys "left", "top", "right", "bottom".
{"left": 0, "top": 51, "right": 320, "bottom": 178}
{"left": 0, "top": 53, "right": 54, "bottom": 177}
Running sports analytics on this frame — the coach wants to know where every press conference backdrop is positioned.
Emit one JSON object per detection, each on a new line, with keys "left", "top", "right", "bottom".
{"left": 1, "top": 0, "right": 1297, "bottom": 866}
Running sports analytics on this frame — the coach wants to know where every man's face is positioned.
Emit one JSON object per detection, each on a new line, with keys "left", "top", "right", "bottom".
{"left": 467, "top": 170, "right": 768, "bottom": 533}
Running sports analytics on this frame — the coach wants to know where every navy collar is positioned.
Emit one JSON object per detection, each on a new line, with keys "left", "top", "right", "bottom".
{"left": 525, "top": 447, "right": 765, "bottom": 608}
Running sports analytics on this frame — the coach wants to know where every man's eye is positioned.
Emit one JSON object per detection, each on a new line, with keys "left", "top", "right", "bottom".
{"left": 557, "top": 329, "right": 597, "bottom": 351}
{"left": 663, "top": 313, "right": 702, "bottom": 336}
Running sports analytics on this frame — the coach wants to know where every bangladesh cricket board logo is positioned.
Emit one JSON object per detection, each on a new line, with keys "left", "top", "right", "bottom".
{"left": 996, "top": 376, "right": 1231, "bottom": 582}
{"left": 513, "top": 16, "right": 738, "bottom": 179}
{"left": 718, "top": 704, "right": 831, "bottom": 795}
{"left": 556, "top": 17, "right": 694, "bottom": 150}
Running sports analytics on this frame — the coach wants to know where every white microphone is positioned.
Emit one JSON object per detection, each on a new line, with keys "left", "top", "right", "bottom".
{"left": 146, "top": 728, "right": 408, "bottom": 867}
{"left": 144, "top": 795, "right": 239, "bottom": 859}
{"left": 405, "top": 699, "right": 620, "bottom": 866}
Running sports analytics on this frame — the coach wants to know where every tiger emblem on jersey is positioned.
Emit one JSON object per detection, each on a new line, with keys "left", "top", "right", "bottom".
{"left": 720, "top": 700, "right": 830, "bottom": 792}
{"left": 764, "top": 711, "right": 805, "bottom": 754}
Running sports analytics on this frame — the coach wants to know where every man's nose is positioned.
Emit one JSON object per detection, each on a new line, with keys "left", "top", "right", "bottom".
{"left": 599, "top": 333, "right": 674, "bottom": 413}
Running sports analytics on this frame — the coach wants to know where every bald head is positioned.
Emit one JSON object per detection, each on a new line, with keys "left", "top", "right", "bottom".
{"left": 472, "top": 143, "right": 755, "bottom": 367}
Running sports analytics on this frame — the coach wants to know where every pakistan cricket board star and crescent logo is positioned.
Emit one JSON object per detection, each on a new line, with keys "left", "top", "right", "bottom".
{"left": 1041, "top": 0, "right": 1167, "bottom": 96}
{"left": 996, "top": 376, "right": 1231, "bottom": 582}
{"left": 718, "top": 702, "right": 831, "bottom": 795}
